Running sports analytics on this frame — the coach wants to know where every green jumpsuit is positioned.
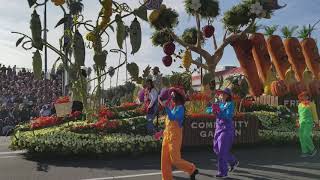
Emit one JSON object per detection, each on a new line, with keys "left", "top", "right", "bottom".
{"left": 298, "top": 101, "right": 318, "bottom": 154}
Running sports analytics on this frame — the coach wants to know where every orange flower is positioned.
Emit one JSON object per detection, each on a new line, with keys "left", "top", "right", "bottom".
{"left": 55, "top": 96, "right": 70, "bottom": 104}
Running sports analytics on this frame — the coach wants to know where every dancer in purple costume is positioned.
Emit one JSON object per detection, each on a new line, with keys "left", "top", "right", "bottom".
{"left": 212, "top": 88, "right": 239, "bottom": 178}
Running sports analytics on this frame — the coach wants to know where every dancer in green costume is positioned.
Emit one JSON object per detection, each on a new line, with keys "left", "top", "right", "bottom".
{"left": 297, "top": 91, "right": 318, "bottom": 157}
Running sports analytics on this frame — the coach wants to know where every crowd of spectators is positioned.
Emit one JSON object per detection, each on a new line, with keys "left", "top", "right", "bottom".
{"left": 0, "top": 64, "right": 63, "bottom": 135}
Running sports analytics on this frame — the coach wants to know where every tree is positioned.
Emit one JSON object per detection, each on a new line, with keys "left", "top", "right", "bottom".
{"left": 148, "top": 0, "right": 285, "bottom": 94}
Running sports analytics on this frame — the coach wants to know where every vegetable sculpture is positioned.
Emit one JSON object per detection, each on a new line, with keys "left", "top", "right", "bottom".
{"left": 301, "top": 38, "right": 320, "bottom": 79}
{"left": 30, "top": 10, "right": 43, "bottom": 50}
{"left": 130, "top": 18, "right": 142, "bottom": 54}
{"left": 231, "top": 37, "right": 263, "bottom": 96}
{"left": 250, "top": 33, "right": 272, "bottom": 83}
{"left": 32, "top": 50, "right": 42, "bottom": 80}
{"left": 182, "top": 49, "right": 192, "bottom": 70}
{"left": 282, "top": 26, "right": 306, "bottom": 81}
{"left": 73, "top": 30, "right": 85, "bottom": 66}
{"left": 265, "top": 26, "right": 290, "bottom": 81}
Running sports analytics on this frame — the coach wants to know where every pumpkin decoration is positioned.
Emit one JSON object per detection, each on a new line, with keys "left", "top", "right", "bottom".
{"left": 271, "top": 80, "right": 288, "bottom": 97}
{"left": 163, "top": 41, "right": 176, "bottom": 55}
{"left": 308, "top": 80, "right": 320, "bottom": 96}
{"left": 162, "top": 55, "right": 172, "bottom": 67}
{"left": 288, "top": 82, "right": 307, "bottom": 95}
{"left": 202, "top": 25, "right": 215, "bottom": 38}
{"left": 144, "top": 0, "right": 163, "bottom": 10}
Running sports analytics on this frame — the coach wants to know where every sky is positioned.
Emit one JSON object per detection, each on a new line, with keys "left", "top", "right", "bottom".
{"left": 0, "top": 0, "right": 320, "bottom": 87}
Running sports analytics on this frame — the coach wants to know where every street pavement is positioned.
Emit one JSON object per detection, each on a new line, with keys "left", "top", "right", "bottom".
{"left": 0, "top": 137, "right": 320, "bottom": 180}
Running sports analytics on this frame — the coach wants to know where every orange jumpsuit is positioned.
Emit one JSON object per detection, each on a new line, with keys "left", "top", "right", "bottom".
{"left": 161, "top": 106, "right": 196, "bottom": 180}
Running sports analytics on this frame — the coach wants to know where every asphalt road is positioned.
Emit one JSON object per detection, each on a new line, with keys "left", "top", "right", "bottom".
{"left": 0, "top": 137, "right": 320, "bottom": 180}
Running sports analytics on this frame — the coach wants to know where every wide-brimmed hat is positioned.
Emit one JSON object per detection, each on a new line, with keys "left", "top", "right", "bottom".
{"left": 216, "top": 88, "right": 232, "bottom": 96}
{"left": 168, "top": 86, "right": 186, "bottom": 100}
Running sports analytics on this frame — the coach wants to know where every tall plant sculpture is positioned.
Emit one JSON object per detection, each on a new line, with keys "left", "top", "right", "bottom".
{"left": 147, "top": 0, "right": 285, "bottom": 96}
{"left": 13, "top": 0, "right": 148, "bottom": 112}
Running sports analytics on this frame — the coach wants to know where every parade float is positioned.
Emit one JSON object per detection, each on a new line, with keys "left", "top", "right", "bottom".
{"left": 10, "top": 0, "right": 320, "bottom": 155}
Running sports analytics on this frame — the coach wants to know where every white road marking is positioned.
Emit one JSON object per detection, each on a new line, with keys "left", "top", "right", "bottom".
{"left": 0, "top": 155, "right": 18, "bottom": 159}
{"left": 81, "top": 171, "right": 183, "bottom": 180}
{"left": 0, "top": 150, "right": 26, "bottom": 155}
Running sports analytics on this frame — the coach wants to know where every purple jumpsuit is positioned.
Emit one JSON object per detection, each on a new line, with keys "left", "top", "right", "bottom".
{"left": 213, "top": 101, "right": 237, "bottom": 176}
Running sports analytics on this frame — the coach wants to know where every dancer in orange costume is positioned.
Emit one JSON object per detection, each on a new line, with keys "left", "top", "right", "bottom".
{"left": 158, "top": 87, "right": 199, "bottom": 180}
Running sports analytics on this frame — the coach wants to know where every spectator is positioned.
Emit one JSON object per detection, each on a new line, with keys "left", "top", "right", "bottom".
{"left": 0, "top": 66, "right": 63, "bottom": 134}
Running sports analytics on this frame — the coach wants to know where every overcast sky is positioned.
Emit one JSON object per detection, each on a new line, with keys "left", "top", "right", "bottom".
{"left": 0, "top": 0, "right": 319, "bottom": 86}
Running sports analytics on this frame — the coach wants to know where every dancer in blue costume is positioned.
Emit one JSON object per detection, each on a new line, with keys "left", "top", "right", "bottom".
{"left": 210, "top": 88, "right": 239, "bottom": 178}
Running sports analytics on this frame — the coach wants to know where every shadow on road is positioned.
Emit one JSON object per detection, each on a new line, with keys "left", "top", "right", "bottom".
{"left": 19, "top": 146, "right": 320, "bottom": 179}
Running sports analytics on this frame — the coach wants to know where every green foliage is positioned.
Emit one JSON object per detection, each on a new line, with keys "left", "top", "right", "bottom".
{"left": 184, "top": 0, "right": 220, "bottom": 18}
{"left": 281, "top": 26, "right": 299, "bottom": 38}
{"left": 202, "top": 74, "right": 212, "bottom": 86}
{"left": 68, "top": 0, "right": 84, "bottom": 15}
{"left": 162, "top": 76, "right": 170, "bottom": 87}
{"left": 103, "top": 82, "right": 136, "bottom": 106}
{"left": 222, "top": 0, "right": 254, "bottom": 32}
{"left": 11, "top": 129, "right": 161, "bottom": 155}
{"left": 247, "top": 22, "right": 262, "bottom": 33}
{"left": 258, "top": 130, "right": 300, "bottom": 146}
{"left": 264, "top": 25, "right": 279, "bottom": 36}
{"left": 228, "top": 75, "right": 249, "bottom": 98}
{"left": 298, "top": 25, "right": 313, "bottom": 39}
{"left": 150, "top": 7, "right": 179, "bottom": 31}
{"left": 222, "top": 0, "right": 273, "bottom": 32}
{"left": 127, "top": 62, "right": 139, "bottom": 80}
{"left": 248, "top": 106, "right": 297, "bottom": 132}
{"left": 151, "top": 29, "right": 173, "bottom": 47}
{"left": 169, "top": 72, "right": 192, "bottom": 91}
{"left": 108, "top": 66, "right": 115, "bottom": 77}
{"left": 181, "top": 27, "right": 204, "bottom": 45}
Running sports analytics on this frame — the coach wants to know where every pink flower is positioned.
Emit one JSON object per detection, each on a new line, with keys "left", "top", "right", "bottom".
{"left": 154, "top": 130, "right": 164, "bottom": 141}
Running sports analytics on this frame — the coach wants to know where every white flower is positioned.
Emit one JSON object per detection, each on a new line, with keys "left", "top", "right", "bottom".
{"left": 132, "top": 126, "right": 136, "bottom": 130}
{"left": 129, "top": 120, "right": 133, "bottom": 125}
{"left": 190, "top": 0, "right": 201, "bottom": 11}
{"left": 250, "top": 2, "right": 264, "bottom": 16}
